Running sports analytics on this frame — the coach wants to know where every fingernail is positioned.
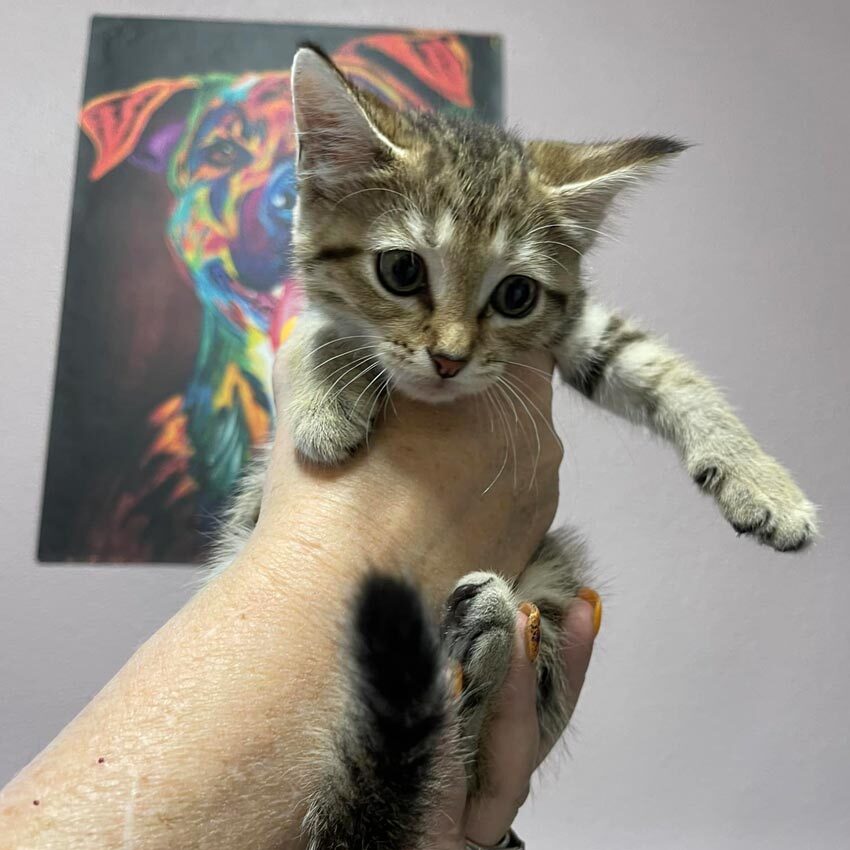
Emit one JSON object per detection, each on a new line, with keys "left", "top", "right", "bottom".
{"left": 577, "top": 587, "right": 602, "bottom": 636}
{"left": 520, "top": 602, "right": 541, "bottom": 663}
{"left": 451, "top": 661, "right": 464, "bottom": 698}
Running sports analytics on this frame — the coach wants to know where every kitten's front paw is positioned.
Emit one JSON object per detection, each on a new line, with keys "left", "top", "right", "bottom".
{"left": 289, "top": 401, "right": 368, "bottom": 465}
{"left": 691, "top": 453, "right": 817, "bottom": 551}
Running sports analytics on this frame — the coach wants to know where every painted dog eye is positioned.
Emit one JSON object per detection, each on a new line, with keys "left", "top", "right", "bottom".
{"left": 490, "top": 275, "right": 539, "bottom": 318}
{"left": 376, "top": 250, "right": 427, "bottom": 296}
{"left": 270, "top": 186, "right": 297, "bottom": 211}
{"left": 264, "top": 161, "right": 298, "bottom": 223}
{"left": 204, "top": 139, "right": 241, "bottom": 168}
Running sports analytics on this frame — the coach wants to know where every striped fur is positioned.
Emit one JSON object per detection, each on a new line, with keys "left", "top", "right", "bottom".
{"left": 557, "top": 304, "right": 816, "bottom": 550}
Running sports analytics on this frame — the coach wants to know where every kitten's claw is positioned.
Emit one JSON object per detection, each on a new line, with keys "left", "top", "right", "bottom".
{"left": 691, "top": 453, "right": 817, "bottom": 552}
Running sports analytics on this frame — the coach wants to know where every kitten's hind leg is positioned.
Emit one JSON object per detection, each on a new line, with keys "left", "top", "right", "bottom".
{"left": 442, "top": 530, "right": 591, "bottom": 792}
{"left": 282, "top": 314, "right": 388, "bottom": 465}
{"left": 442, "top": 571, "right": 517, "bottom": 794}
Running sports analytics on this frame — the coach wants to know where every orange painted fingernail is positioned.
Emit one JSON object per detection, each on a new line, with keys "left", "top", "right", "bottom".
{"left": 577, "top": 588, "right": 602, "bottom": 636}
{"left": 451, "top": 661, "right": 464, "bottom": 698}
{"left": 520, "top": 602, "right": 541, "bottom": 663}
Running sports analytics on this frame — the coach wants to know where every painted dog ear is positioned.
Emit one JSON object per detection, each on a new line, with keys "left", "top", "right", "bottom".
{"left": 80, "top": 77, "right": 199, "bottom": 180}
{"left": 334, "top": 32, "right": 474, "bottom": 110}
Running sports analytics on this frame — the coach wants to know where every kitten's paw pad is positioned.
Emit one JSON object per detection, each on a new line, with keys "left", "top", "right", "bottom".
{"left": 443, "top": 572, "right": 516, "bottom": 707}
{"left": 692, "top": 456, "right": 818, "bottom": 552}
{"left": 289, "top": 404, "right": 367, "bottom": 465}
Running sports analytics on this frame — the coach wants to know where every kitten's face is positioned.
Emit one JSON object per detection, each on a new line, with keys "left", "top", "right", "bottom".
{"left": 293, "top": 129, "right": 583, "bottom": 402}
{"left": 290, "top": 48, "right": 682, "bottom": 402}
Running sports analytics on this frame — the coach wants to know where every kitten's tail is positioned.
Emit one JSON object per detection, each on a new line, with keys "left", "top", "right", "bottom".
{"left": 304, "top": 573, "right": 449, "bottom": 850}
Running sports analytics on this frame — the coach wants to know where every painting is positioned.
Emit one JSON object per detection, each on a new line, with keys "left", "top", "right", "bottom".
{"left": 38, "top": 16, "right": 502, "bottom": 562}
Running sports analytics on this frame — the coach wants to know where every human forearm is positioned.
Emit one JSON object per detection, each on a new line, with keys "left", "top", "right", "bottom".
{"left": 1, "top": 355, "right": 561, "bottom": 850}
{"left": 0, "top": 531, "right": 360, "bottom": 850}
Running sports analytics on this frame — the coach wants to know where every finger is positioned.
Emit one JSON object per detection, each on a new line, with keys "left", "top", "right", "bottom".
{"left": 430, "top": 763, "right": 468, "bottom": 850}
{"left": 565, "top": 595, "right": 597, "bottom": 695}
{"left": 536, "top": 593, "right": 599, "bottom": 767}
{"left": 465, "top": 608, "right": 541, "bottom": 846}
{"left": 430, "top": 665, "right": 473, "bottom": 850}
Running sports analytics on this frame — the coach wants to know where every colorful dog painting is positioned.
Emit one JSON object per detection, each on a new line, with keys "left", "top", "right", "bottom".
{"left": 39, "top": 18, "right": 502, "bottom": 562}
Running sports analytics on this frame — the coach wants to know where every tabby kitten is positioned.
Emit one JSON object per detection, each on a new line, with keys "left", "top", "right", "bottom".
{"left": 223, "top": 46, "right": 817, "bottom": 849}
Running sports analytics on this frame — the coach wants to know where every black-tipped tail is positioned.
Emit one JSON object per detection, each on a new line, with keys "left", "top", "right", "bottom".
{"left": 305, "top": 573, "right": 447, "bottom": 850}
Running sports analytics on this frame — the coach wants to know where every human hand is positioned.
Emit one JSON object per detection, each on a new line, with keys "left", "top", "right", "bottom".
{"left": 249, "top": 347, "right": 563, "bottom": 601}
{"left": 433, "top": 594, "right": 599, "bottom": 849}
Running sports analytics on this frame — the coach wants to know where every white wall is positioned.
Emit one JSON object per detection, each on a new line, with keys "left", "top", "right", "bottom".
{"left": 2, "top": 2, "right": 849, "bottom": 848}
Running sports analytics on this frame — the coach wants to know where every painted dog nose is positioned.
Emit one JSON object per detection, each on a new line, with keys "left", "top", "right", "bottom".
{"left": 429, "top": 351, "right": 467, "bottom": 379}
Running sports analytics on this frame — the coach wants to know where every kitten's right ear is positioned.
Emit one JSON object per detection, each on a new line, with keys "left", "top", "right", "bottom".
{"left": 529, "top": 136, "right": 688, "bottom": 250}
{"left": 291, "top": 46, "right": 404, "bottom": 187}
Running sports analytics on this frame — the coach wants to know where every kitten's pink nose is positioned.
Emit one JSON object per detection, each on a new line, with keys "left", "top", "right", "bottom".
{"left": 429, "top": 351, "right": 467, "bottom": 379}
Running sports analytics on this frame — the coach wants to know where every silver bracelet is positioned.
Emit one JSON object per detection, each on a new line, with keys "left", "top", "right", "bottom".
{"left": 466, "top": 828, "right": 525, "bottom": 849}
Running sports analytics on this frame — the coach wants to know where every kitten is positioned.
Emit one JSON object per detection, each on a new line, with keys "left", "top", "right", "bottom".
{"left": 219, "top": 46, "right": 817, "bottom": 849}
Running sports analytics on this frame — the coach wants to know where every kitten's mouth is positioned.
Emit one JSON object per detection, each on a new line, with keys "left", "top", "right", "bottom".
{"left": 382, "top": 349, "right": 484, "bottom": 403}
{"left": 390, "top": 372, "right": 475, "bottom": 404}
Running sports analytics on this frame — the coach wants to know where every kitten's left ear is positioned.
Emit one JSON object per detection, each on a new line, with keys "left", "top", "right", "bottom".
{"left": 528, "top": 137, "right": 688, "bottom": 249}
{"left": 291, "top": 45, "right": 405, "bottom": 189}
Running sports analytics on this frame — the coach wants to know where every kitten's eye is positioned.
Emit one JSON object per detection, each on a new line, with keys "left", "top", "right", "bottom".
{"left": 376, "top": 250, "right": 427, "bottom": 296}
{"left": 490, "top": 275, "right": 539, "bottom": 318}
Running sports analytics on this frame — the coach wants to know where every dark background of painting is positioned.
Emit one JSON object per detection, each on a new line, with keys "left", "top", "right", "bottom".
{"left": 38, "top": 17, "right": 503, "bottom": 562}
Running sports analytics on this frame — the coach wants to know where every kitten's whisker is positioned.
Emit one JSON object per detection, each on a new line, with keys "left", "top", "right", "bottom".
{"left": 324, "top": 360, "right": 384, "bottom": 409}
{"left": 480, "top": 390, "right": 506, "bottom": 494}
{"left": 480, "top": 388, "right": 496, "bottom": 434}
{"left": 363, "top": 373, "right": 389, "bottom": 451}
{"left": 310, "top": 344, "right": 378, "bottom": 373}
{"left": 492, "top": 385, "right": 518, "bottom": 488}
{"left": 497, "top": 375, "right": 542, "bottom": 492}
{"left": 524, "top": 222, "right": 559, "bottom": 237}
{"left": 525, "top": 221, "right": 619, "bottom": 244}
{"left": 385, "top": 382, "right": 399, "bottom": 419}
{"left": 353, "top": 367, "right": 389, "bottom": 414}
{"left": 565, "top": 222, "right": 620, "bottom": 243}
{"left": 332, "top": 186, "right": 419, "bottom": 212}
{"left": 508, "top": 370, "right": 573, "bottom": 462}
{"left": 493, "top": 383, "right": 521, "bottom": 491}
{"left": 501, "top": 374, "right": 564, "bottom": 454}
{"left": 471, "top": 392, "right": 490, "bottom": 437}
{"left": 498, "top": 369, "right": 551, "bottom": 406}
{"left": 379, "top": 378, "right": 396, "bottom": 424}
{"left": 549, "top": 256, "right": 571, "bottom": 274}
{"left": 318, "top": 354, "right": 382, "bottom": 408}
{"left": 481, "top": 389, "right": 511, "bottom": 496}
{"left": 304, "top": 334, "right": 382, "bottom": 360}
{"left": 372, "top": 206, "right": 411, "bottom": 224}
{"left": 320, "top": 352, "right": 382, "bottom": 385}
{"left": 499, "top": 381, "right": 520, "bottom": 426}
{"left": 536, "top": 238, "right": 583, "bottom": 259}
{"left": 493, "top": 359, "right": 554, "bottom": 381}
